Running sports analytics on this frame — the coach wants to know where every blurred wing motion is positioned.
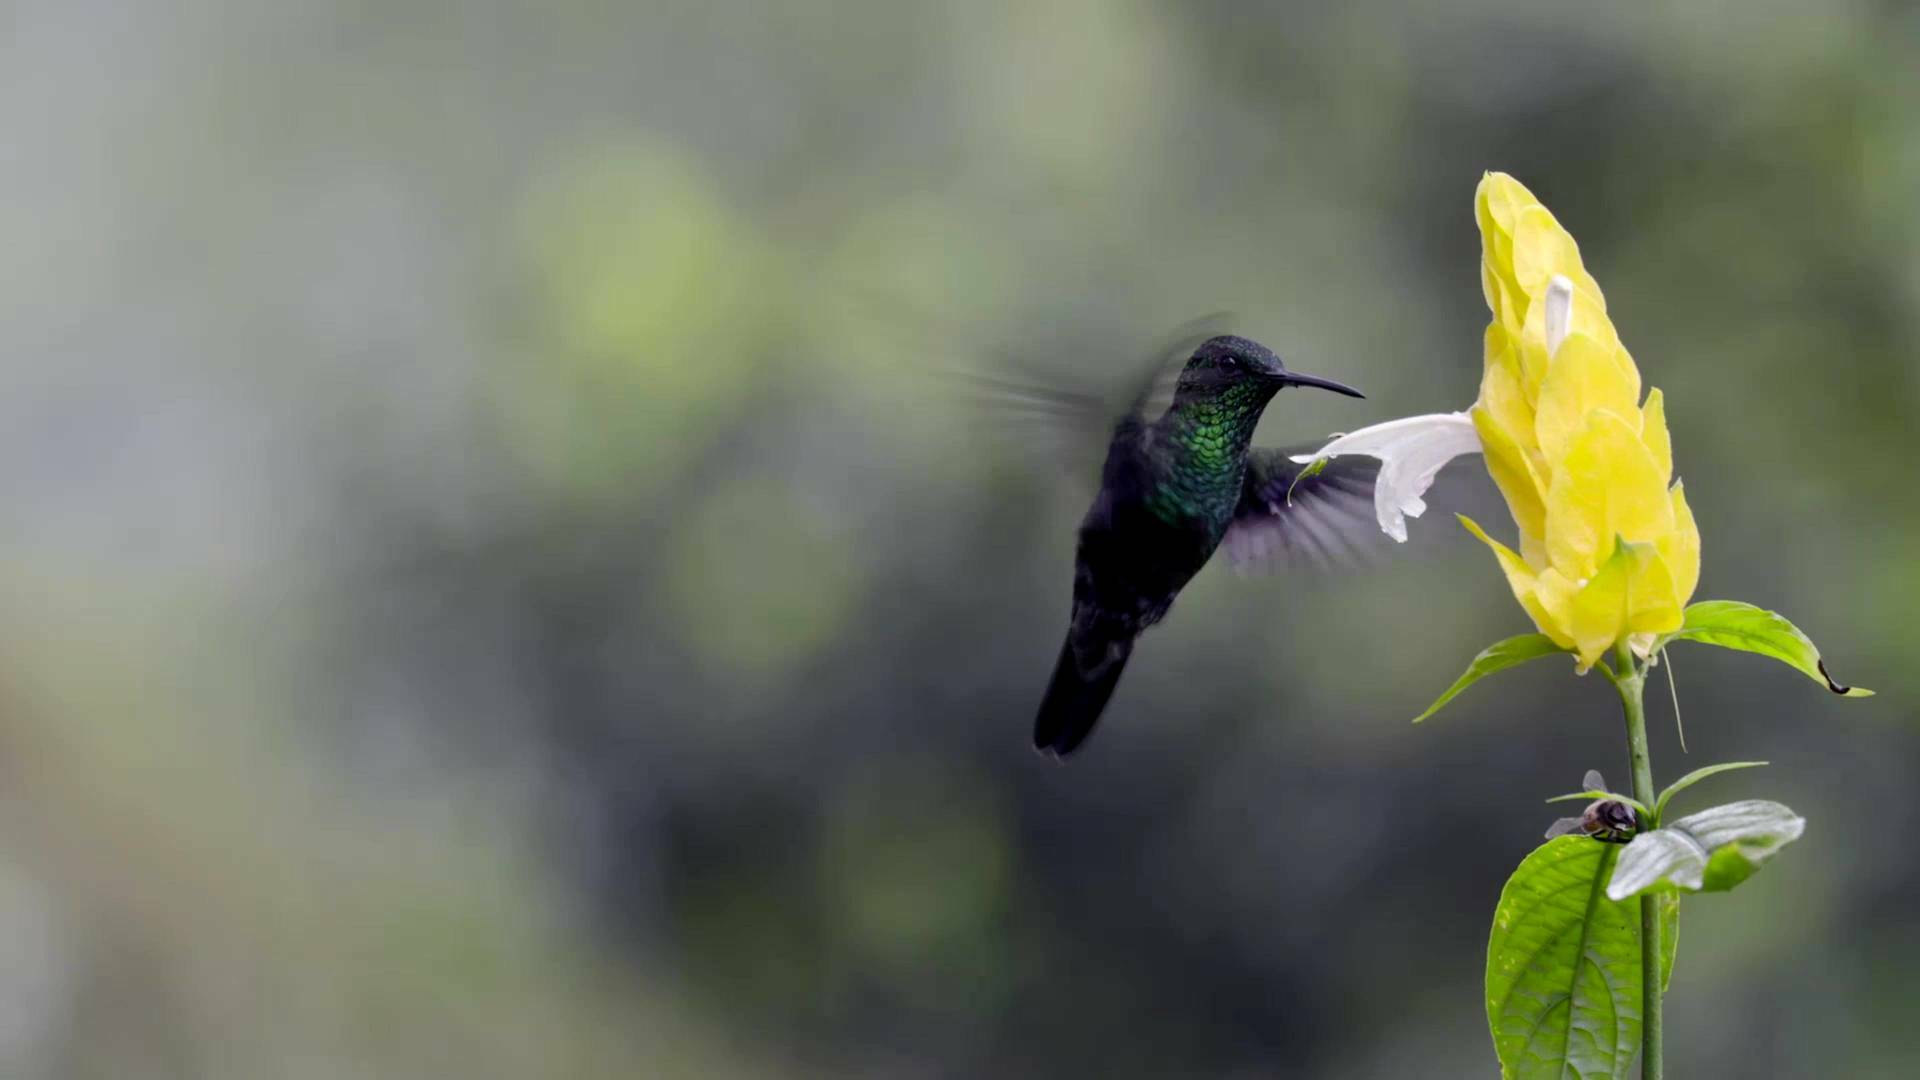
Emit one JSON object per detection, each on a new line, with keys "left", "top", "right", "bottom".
{"left": 1543, "top": 815, "right": 1588, "bottom": 839}
{"left": 933, "top": 363, "right": 1120, "bottom": 481}
{"left": 919, "top": 311, "right": 1236, "bottom": 486}
{"left": 1118, "top": 313, "right": 1237, "bottom": 424}
{"left": 1584, "top": 769, "right": 1609, "bottom": 793}
{"left": 1222, "top": 449, "right": 1384, "bottom": 572}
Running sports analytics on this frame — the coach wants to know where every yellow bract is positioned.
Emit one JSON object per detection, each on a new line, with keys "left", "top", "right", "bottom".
{"left": 1462, "top": 173, "right": 1701, "bottom": 671}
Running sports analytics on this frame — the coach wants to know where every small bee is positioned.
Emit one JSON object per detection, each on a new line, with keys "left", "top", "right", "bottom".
{"left": 1545, "top": 770, "right": 1640, "bottom": 844}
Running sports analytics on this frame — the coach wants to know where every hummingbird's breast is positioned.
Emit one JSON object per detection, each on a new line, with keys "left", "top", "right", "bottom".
{"left": 1137, "top": 401, "right": 1260, "bottom": 535}
{"left": 1140, "top": 453, "right": 1244, "bottom": 539}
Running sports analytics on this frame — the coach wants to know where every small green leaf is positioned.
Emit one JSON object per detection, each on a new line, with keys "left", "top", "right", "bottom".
{"left": 1652, "top": 761, "right": 1769, "bottom": 822}
{"left": 1658, "top": 600, "right": 1872, "bottom": 697}
{"left": 1487, "top": 837, "right": 1646, "bottom": 1079}
{"left": 1606, "top": 800, "right": 1806, "bottom": 901}
{"left": 1543, "top": 790, "right": 1653, "bottom": 819}
{"left": 1414, "top": 634, "right": 1564, "bottom": 723}
{"left": 1285, "top": 456, "right": 1327, "bottom": 506}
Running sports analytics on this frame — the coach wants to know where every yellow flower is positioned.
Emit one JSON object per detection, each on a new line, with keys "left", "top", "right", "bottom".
{"left": 1462, "top": 173, "right": 1700, "bottom": 670}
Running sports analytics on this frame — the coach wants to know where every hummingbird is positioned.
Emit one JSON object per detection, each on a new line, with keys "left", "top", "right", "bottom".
{"left": 1033, "top": 334, "right": 1379, "bottom": 758}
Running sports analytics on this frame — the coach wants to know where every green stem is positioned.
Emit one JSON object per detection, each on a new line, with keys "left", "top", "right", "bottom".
{"left": 1612, "top": 640, "right": 1662, "bottom": 1079}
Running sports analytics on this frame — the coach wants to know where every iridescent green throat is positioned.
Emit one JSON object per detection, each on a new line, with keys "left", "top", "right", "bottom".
{"left": 1141, "top": 379, "right": 1277, "bottom": 527}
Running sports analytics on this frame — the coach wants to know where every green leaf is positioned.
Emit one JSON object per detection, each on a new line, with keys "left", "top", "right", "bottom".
{"left": 1605, "top": 800, "right": 1806, "bottom": 901}
{"left": 1652, "top": 761, "right": 1769, "bottom": 822}
{"left": 1486, "top": 837, "right": 1646, "bottom": 1079}
{"left": 1658, "top": 600, "right": 1872, "bottom": 697}
{"left": 1284, "top": 456, "right": 1327, "bottom": 506}
{"left": 1701, "top": 844, "right": 1763, "bottom": 891}
{"left": 1414, "top": 634, "right": 1564, "bottom": 723}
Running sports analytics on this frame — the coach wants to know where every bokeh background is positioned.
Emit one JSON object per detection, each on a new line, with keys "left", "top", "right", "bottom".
{"left": 4, "top": 2, "right": 1917, "bottom": 1076}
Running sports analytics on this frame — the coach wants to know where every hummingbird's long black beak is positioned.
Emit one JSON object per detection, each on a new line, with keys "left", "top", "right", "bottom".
{"left": 1278, "top": 370, "right": 1365, "bottom": 398}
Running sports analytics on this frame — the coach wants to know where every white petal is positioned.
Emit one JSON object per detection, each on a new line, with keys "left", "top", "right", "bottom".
{"left": 1292, "top": 412, "right": 1482, "bottom": 542}
{"left": 1545, "top": 275, "right": 1573, "bottom": 358}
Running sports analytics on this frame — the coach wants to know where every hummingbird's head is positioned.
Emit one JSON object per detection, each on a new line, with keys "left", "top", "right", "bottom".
{"left": 1178, "top": 335, "right": 1365, "bottom": 400}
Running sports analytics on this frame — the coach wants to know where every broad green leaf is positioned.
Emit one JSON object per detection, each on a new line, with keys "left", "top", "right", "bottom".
{"left": 1605, "top": 800, "right": 1806, "bottom": 901}
{"left": 1486, "top": 837, "right": 1645, "bottom": 1079}
{"left": 1414, "top": 633, "right": 1564, "bottom": 723}
{"left": 1658, "top": 600, "right": 1872, "bottom": 697}
{"left": 1652, "top": 761, "right": 1768, "bottom": 822}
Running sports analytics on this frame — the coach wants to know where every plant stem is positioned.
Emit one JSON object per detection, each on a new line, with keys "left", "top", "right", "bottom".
{"left": 1613, "top": 640, "right": 1662, "bottom": 1079}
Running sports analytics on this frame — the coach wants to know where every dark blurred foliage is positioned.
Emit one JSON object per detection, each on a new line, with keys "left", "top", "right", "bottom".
{"left": 3, "top": 2, "right": 1918, "bottom": 1077}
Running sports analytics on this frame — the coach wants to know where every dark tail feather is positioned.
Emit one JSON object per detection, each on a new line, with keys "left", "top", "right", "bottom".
{"left": 1033, "top": 634, "right": 1133, "bottom": 758}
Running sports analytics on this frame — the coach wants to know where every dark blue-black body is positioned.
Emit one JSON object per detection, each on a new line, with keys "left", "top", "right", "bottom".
{"left": 1034, "top": 335, "right": 1374, "bottom": 757}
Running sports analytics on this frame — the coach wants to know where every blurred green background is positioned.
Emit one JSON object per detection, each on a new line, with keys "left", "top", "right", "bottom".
{"left": 4, "top": 2, "right": 1917, "bottom": 1077}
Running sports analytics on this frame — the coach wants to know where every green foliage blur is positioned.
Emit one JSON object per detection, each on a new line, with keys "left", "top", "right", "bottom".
{"left": 3, "top": 2, "right": 1916, "bottom": 1077}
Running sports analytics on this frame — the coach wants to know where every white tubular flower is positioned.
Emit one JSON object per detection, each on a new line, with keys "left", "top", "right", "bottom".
{"left": 1292, "top": 413, "right": 1482, "bottom": 543}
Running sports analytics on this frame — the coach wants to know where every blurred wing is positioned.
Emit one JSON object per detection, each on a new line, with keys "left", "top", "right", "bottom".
{"left": 1122, "top": 312, "right": 1234, "bottom": 423}
{"left": 1583, "top": 770, "right": 1609, "bottom": 793}
{"left": 933, "top": 364, "right": 1120, "bottom": 481}
{"left": 921, "top": 312, "right": 1235, "bottom": 486}
{"left": 1223, "top": 448, "right": 1384, "bottom": 573}
{"left": 1544, "top": 816, "right": 1587, "bottom": 840}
